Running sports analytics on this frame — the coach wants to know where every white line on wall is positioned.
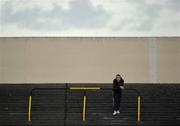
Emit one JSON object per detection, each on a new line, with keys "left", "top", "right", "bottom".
{"left": 148, "top": 38, "right": 157, "bottom": 83}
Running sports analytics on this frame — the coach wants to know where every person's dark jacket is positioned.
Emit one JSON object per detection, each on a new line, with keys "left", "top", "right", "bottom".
{"left": 113, "top": 78, "right": 124, "bottom": 92}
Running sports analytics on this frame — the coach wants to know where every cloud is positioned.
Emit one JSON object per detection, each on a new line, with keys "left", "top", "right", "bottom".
{"left": 110, "top": 0, "right": 161, "bottom": 32}
{"left": 0, "top": 0, "right": 111, "bottom": 31}
{"left": 0, "top": 0, "right": 179, "bottom": 36}
{"left": 165, "top": 0, "right": 180, "bottom": 11}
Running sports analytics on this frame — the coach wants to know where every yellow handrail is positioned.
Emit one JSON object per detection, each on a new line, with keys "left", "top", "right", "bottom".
{"left": 28, "top": 96, "right": 32, "bottom": 122}
{"left": 70, "top": 87, "right": 100, "bottom": 90}
{"left": 138, "top": 95, "right": 141, "bottom": 123}
{"left": 83, "top": 95, "right": 87, "bottom": 122}
{"left": 28, "top": 86, "right": 141, "bottom": 124}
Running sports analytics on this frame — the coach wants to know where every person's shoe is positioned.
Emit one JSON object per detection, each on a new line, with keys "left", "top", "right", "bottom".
{"left": 113, "top": 111, "right": 117, "bottom": 116}
{"left": 116, "top": 110, "right": 120, "bottom": 114}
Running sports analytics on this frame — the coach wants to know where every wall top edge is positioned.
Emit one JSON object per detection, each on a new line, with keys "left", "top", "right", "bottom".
{"left": 0, "top": 36, "right": 179, "bottom": 39}
{"left": 0, "top": 83, "right": 179, "bottom": 85}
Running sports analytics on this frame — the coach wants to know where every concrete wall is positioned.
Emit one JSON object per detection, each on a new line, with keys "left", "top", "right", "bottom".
{"left": 157, "top": 38, "right": 180, "bottom": 83}
{"left": 1, "top": 38, "right": 27, "bottom": 83}
{"left": 0, "top": 41, "right": 2, "bottom": 82}
{"left": 0, "top": 37, "right": 179, "bottom": 83}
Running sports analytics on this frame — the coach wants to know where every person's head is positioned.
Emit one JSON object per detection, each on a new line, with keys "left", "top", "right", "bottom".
{"left": 116, "top": 74, "right": 121, "bottom": 81}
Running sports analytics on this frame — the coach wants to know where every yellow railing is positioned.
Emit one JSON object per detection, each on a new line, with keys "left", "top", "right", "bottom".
{"left": 138, "top": 95, "right": 141, "bottom": 123}
{"left": 70, "top": 87, "right": 100, "bottom": 90}
{"left": 28, "top": 86, "right": 141, "bottom": 124}
{"left": 28, "top": 96, "right": 32, "bottom": 122}
{"left": 70, "top": 87, "right": 100, "bottom": 122}
{"left": 83, "top": 95, "right": 87, "bottom": 122}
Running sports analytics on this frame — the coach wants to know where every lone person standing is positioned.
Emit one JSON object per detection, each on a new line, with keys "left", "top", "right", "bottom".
{"left": 113, "top": 74, "right": 124, "bottom": 115}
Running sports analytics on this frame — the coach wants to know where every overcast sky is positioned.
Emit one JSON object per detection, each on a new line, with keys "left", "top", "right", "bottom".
{"left": 0, "top": 0, "right": 180, "bottom": 36}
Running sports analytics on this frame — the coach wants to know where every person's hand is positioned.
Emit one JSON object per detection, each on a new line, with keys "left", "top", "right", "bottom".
{"left": 120, "top": 86, "right": 124, "bottom": 89}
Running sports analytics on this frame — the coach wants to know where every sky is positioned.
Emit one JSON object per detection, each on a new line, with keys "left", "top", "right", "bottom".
{"left": 0, "top": 0, "right": 180, "bottom": 37}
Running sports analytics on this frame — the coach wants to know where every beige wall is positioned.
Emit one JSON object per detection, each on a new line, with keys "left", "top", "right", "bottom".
{"left": 0, "top": 37, "right": 179, "bottom": 83}
{"left": 0, "top": 41, "right": 2, "bottom": 82}
{"left": 1, "top": 38, "right": 27, "bottom": 83}
{"left": 157, "top": 38, "right": 180, "bottom": 83}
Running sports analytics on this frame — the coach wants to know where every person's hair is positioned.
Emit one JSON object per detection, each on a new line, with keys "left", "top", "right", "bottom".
{"left": 116, "top": 74, "right": 120, "bottom": 76}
